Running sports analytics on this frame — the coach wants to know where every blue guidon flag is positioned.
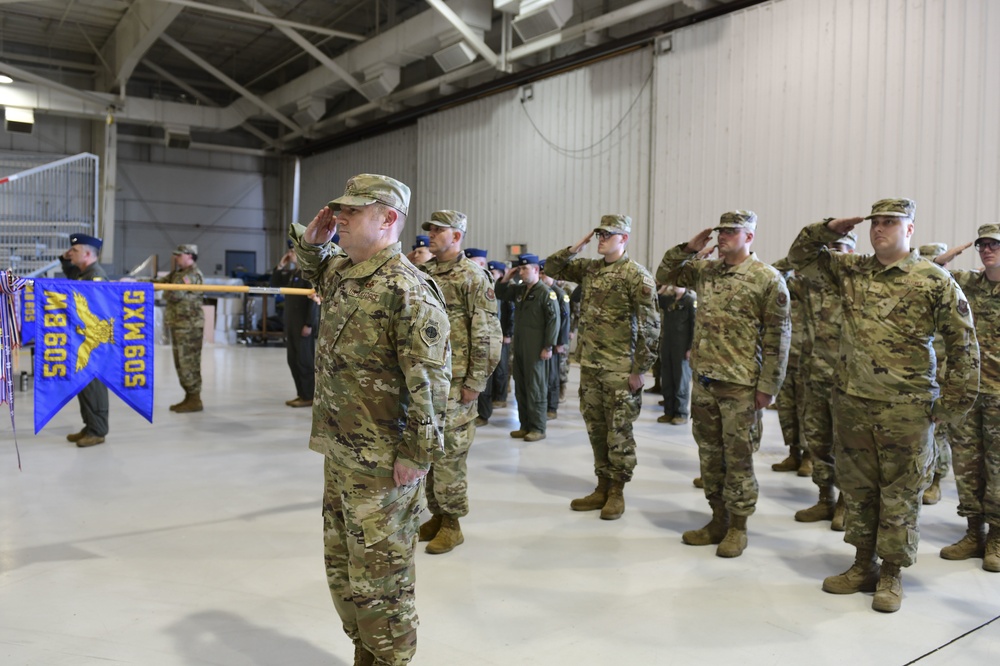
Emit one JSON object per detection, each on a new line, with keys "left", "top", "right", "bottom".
{"left": 33, "top": 279, "right": 155, "bottom": 433}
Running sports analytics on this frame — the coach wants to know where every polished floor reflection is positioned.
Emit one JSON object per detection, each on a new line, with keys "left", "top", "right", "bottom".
{"left": 1, "top": 345, "right": 997, "bottom": 665}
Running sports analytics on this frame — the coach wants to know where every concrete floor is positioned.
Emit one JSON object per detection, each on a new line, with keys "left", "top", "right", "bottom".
{"left": 1, "top": 345, "right": 998, "bottom": 665}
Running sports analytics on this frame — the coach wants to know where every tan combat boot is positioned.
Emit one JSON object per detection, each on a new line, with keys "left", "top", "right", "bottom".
{"left": 872, "top": 561, "right": 903, "bottom": 613}
{"left": 570, "top": 478, "right": 610, "bottom": 511}
{"left": 831, "top": 493, "right": 846, "bottom": 532}
{"left": 716, "top": 514, "right": 748, "bottom": 558}
{"left": 169, "top": 394, "right": 188, "bottom": 411}
{"left": 76, "top": 434, "right": 105, "bottom": 448}
{"left": 822, "top": 547, "right": 880, "bottom": 594}
{"left": 940, "top": 516, "right": 987, "bottom": 560}
{"left": 682, "top": 501, "right": 729, "bottom": 546}
{"left": 418, "top": 514, "right": 442, "bottom": 542}
{"left": 692, "top": 477, "right": 703, "bottom": 488}
{"left": 523, "top": 431, "right": 546, "bottom": 442}
{"left": 66, "top": 429, "right": 87, "bottom": 443}
{"left": 174, "top": 392, "right": 204, "bottom": 413}
{"left": 922, "top": 473, "right": 943, "bottom": 505}
{"left": 984, "top": 524, "right": 1000, "bottom": 572}
{"left": 509, "top": 429, "right": 527, "bottom": 439}
{"left": 797, "top": 451, "right": 813, "bottom": 477}
{"left": 600, "top": 480, "right": 625, "bottom": 520}
{"left": 795, "top": 485, "right": 836, "bottom": 523}
{"left": 772, "top": 447, "right": 802, "bottom": 472}
{"left": 425, "top": 515, "right": 463, "bottom": 554}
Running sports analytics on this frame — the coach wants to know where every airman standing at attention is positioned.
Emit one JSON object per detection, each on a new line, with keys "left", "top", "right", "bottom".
{"left": 156, "top": 244, "right": 205, "bottom": 413}
{"left": 770, "top": 259, "right": 810, "bottom": 476}
{"left": 919, "top": 242, "right": 954, "bottom": 505}
{"left": 418, "top": 212, "right": 502, "bottom": 554}
{"left": 293, "top": 174, "right": 451, "bottom": 666}
{"left": 546, "top": 214, "right": 660, "bottom": 521}
{"left": 539, "top": 259, "right": 570, "bottom": 420}
{"left": 930, "top": 228, "right": 1000, "bottom": 571}
{"left": 658, "top": 211, "right": 790, "bottom": 557}
{"left": 63, "top": 233, "right": 110, "bottom": 448}
{"left": 787, "top": 199, "right": 979, "bottom": 612}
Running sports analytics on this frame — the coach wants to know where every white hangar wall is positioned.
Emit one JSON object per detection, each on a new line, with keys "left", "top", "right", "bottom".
{"left": 301, "top": 0, "right": 999, "bottom": 272}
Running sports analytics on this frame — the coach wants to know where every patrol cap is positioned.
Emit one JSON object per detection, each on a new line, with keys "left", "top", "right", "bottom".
{"left": 919, "top": 243, "right": 948, "bottom": 259}
{"left": 327, "top": 173, "right": 410, "bottom": 216}
{"left": 865, "top": 198, "right": 915, "bottom": 220}
{"left": 69, "top": 233, "right": 103, "bottom": 250}
{"left": 465, "top": 248, "right": 487, "bottom": 259}
{"left": 832, "top": 230, "right": 858, "bottom": 250}
{"left": 594, "top": 214, "right": 631, "bottom": 234}
{"left": 517, "top": 253, "right": 540, "bottom": 266}
{"left": 173, "top": 244, "right": 198, "bottom": 256}
{"left": 538, "top": 259, "right": 547, "bottom": 270}
{"left": 715, "top": 210, "right": 757, "bottom": 232}
{"left": 977, "top": 223, "right": 1000, "bottom": 242}
{"left": 487, "top": 260, "right": 507, "bottom": 272}
{"left": 422, "top": 210, "right": 467, "bottom": 233}
{"left": 412, "top": 235, "right": 430, "bottom": 250}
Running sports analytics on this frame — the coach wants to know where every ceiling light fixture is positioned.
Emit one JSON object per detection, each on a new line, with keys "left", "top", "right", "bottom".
{"left": 0, "top": 75, "right": 14, "bottom": 84}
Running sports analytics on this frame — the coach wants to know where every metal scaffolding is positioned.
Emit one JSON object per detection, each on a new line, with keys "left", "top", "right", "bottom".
{"left": 0, "top": 152, "right": 99, "bottom": 277}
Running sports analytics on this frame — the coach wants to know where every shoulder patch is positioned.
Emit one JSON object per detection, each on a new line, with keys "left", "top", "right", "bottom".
{"left": 777, "top": 292, "right": 788, "bottom": 307}
{"left": 958, "top": 299, "right": 970, "bottom": 317}
{"left": 421, "top": 321, "right": 442, "bottom": 346}
{"left": 549, "top": 291, "right": 557, "bottom": 300}
{"left": 486, "top": 288, "right": 495, "bottom": 301}
{"left": 563, "top": 293, "right": 570, "bottom": 302}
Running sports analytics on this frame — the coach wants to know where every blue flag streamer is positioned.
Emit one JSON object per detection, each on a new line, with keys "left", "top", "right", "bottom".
{"left": 33, "top": 279, "right": 155, "bottom": 433}
{"left": 19, "top": 281, "right": 36, "bottom": 344}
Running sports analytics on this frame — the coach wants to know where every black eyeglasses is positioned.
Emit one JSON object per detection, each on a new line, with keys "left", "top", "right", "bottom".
{"left": 975, "top": 239, "right": 1000, "bottom": 252}
{"left": 594, "top": 230, "right": 621, "bottom": 240}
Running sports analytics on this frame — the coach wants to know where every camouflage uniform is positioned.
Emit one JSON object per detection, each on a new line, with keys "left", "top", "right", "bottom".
{"left": 772, "top": 263, "right": 806, "bottom": 466}
{"left": 419, "top": 214, "right": 502, "bottom": 520}
{"left": 787, "top": 210, "right": 979, "bottom": 569}
{"left": 946, "top": 228, "right": 1000, "bottom": 543}
{"left": 554, "top": 279, "right": 576, "bottom": 391}
{"left": 157, "top": 248, "right": 204, "bottom": 396}
{"left": 294, "top": 174, "right": 451, "bottom": 666}
{"left": 657, "top": 213, "right": 790, "bottom": 518}
{"left": 794, "top": 231, "right": 857, "bottom": 502}
{"left": 545, "top": 216, "right": 659, "bottom": 483}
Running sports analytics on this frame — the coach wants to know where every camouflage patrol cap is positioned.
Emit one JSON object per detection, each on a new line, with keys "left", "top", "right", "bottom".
{"left": 422, "top": 210, "right": 467, "bottom": 233}
{"left": 173, "top": 244, "right": 198, "bottom": 256}
{"left": 594, "top": 214, "right": 631, "bottom": 234}
{"left": 919, "top": 243, "right": 948, "bottom": 259}
{"left": 833, "top": 230, "right": 858, "bottom": 250}
{"left": 715, "top": 210, "right": 757, "bottom": 232}
{"left": 865, "top": 198, "right": 915, "bottom": 220}
{"left": 977, "top": 223, "right": 1000, "bottom": 242}
{"left": 328, "top": 173, "right": 410, "bottom": 216}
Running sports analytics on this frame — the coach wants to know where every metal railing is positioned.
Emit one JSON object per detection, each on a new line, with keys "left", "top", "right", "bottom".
{"left": 0, "top": 152, "right": 99, "bottom": 275}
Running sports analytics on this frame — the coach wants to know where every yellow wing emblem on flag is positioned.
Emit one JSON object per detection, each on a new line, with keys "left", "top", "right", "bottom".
{"left": 74, "top": 292, "right": 115, "bottom": 372}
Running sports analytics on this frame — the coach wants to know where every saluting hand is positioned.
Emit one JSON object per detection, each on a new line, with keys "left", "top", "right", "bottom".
{"left": 936, "top": 241, "right": 974, "bottom": 266}
{"left": 570, "top": 231, "right": 595, "bottom": 254}
{"left": 303, "top": 207, "right": 338, "bottom": 245}
{"left": 696, "top": 244, "right": 717, "bottom": 260}
{"left": 827, "top": 216, "right": 864, "bottom": 235}
{"left": 685, "top": 229, "right": 714, "bottom": 253}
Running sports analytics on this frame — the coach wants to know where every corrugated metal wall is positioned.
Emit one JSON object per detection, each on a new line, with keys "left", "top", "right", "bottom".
{"left": 653, "top": 0, "right": 1000, "bottom": 268}
{"left": 417, "top": 49, "right": 654, "bottom": 264}
{"left": 300, "top": 126, "right": 420, "bottom": 249}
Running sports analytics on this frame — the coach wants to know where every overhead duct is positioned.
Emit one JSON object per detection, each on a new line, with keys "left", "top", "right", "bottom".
{"left": 3, "top": 107, "right": 34, "bottom": 134}
{"left": 494, "top": 0, "right": 520, "bottom": 13}
{"left": 163, "top": 125, "right": 192, "bottom": 149}
{"left": 292, "top": 97, "right": 326, "bottom": 126}
{"left": 433, "top": 39, "right": 480, "bottom": 73}
{"left": 512, "top": 0, "right": 573, "bottom": 41}
{"left": 358, "top": 66, "right": 401, "bottom": 100}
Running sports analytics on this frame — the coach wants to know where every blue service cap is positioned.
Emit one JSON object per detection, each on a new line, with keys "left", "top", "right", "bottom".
{"left": 412, "top": 235, "right": 430, "bottom": 250}
{"left": 538, "top": 259, "right": 547, "bottom": 270}
{"left": 465, "top": 248, "right": 487, "bottom": 259}
{"left": 69, "top": 233, "right": 103, "bottom": 250}
{"left": 517, "top": 253, "right": 540, "bottom": 266}
{"left": 487, "top": 260, "right": 507, "bottom": 272}
{"left": 287, "top": 239, "right": 294, "bottom": 248}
